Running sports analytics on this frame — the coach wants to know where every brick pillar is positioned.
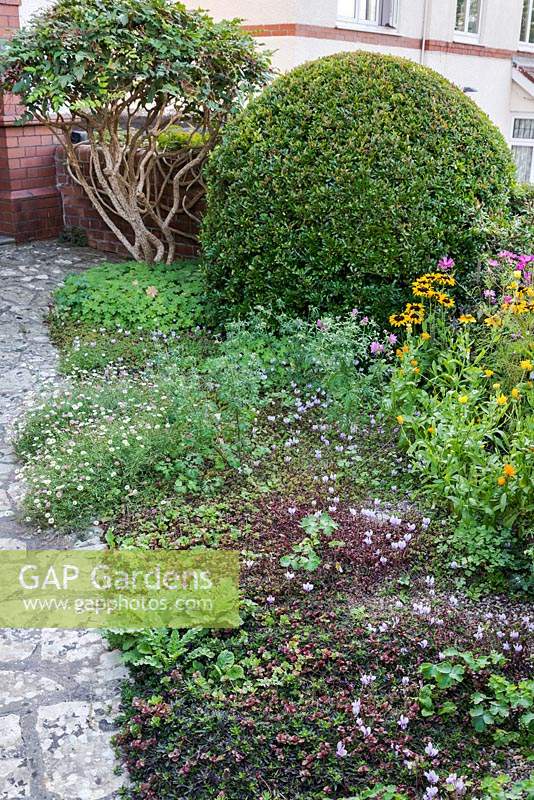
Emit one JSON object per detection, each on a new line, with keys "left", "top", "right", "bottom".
{"left": 0, "top": 0, "right": 63, "bottom": 241}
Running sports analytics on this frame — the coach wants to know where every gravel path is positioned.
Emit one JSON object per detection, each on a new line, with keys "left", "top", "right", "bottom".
{"left": 0, "top": 242, "right": 128, "bottom": 800}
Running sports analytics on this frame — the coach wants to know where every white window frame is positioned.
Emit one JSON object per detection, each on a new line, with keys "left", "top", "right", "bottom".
{"left": 454, "top": 0, "right": 483, "bottom": 42}
{"left": 520, "top": 0, "right": 534, "bottom": 47}
{"left": 337, "top": 0, "right": 399, "bottom": 33}
{"left": 511, "top": 115, "right": 534, "bottom": 184}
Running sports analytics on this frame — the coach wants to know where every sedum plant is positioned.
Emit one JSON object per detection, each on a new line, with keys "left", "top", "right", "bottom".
{"left": 0, "top": 0, "right": 270, "bottom": 263}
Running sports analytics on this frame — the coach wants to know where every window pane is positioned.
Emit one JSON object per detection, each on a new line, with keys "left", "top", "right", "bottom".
{"left": 513, "top": 118, "right": 534, "bottom": 139}
{"left": 521, "top": 0, "right": 534, "bottom": 42}
{"left": 456, "top": 0, "right": 467, "bottom": 31}
{"left": 512, "top": 145, "right": 533, "bottom": 183}
{"left": 338, "top": 0, "right": 355, "bottom": 17}
{"left": 467, "top": 0, "right": 480, "bottom": 33}
{"left": 358, "top": 0, "right": 378, "bottom": 22}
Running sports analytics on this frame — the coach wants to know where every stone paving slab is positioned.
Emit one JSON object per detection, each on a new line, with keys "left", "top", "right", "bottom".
{"left": 0, "top": 242, "right": 128, "bottom": 800}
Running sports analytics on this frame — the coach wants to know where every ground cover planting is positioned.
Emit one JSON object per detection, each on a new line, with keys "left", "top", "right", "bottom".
{"left": 13, "top": 249, "right": 533, "bottom": 799}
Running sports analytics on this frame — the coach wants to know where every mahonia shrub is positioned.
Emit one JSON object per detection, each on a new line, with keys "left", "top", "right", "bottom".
{"left": 202, "top": 52, "right": 515, "bottom": 321}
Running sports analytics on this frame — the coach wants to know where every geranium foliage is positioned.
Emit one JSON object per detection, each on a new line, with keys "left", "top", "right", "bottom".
{"left": 0, "top": 0, "right": 270, "bottom": 262}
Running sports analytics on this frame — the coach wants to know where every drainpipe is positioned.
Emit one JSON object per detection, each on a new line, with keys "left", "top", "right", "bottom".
{"left": 421, "top": 0, "right": 431, "bottom": 64}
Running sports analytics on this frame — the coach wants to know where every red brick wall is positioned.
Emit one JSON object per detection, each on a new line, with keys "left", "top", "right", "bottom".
{"left": 0, "top": 0, "right": 63, "bottom": 241}
{"left": 55, "top": 146, "right": 201, "bottom": 258}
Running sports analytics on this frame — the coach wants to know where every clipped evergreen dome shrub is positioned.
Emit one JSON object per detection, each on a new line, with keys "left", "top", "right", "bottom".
{"left": 201, "top": 51, "right": 515, "bottom": 320}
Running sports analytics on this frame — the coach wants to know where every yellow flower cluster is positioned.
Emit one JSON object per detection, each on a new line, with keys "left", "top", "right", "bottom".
{"left": 485, "top": 284, "right": 534, "bottom": 326}
{"left": 503, "top": 286, "right": 534, "bottom": 316}
{"left": 389, "top": 272, "right": 456, "bottom": 328}
{"left": 412, "top": 272, "right": 455, "bottom": 298}
{"left": 412, "top": 273, "right": 456, "bottom": 308}
{"left": 389, "top": 302, "right": 426, "bottom": 328}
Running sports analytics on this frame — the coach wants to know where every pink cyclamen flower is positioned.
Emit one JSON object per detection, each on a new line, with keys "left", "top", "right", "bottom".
{"left": 370, "top": 341, "right": 384, "bottom": 355}
{"left": 398, "top": 715, "right": 409, "bottom": 730}
{"left": 438, "top": 256, "right": 455, "bottom": 271}
{"left": 425, "top": 741, "right": 439, "bottom": 757}
{"left": 336, "top": 741, "right": 348, "bottom": 758}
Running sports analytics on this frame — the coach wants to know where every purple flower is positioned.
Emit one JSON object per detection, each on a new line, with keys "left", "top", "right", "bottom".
{"left": 446, "top": 774, "right": 466, "bottom": 796}
{"left": 425, "top": 741, "right": 439, "bottom": 758}
{"left": 266, "top": 595, "right": 275, "bottom": 605}
{"left": 360, "top": 316, "right": 370, "bottom": 326}
{"left": 351, "top": 698, "right": 361, "bottom": 716}
{"left": 398, "top": 714, "right": 409, "bottom": 730}
{"left": 438, "top": 256, "right": 455, "bottom": 271}
{"left": 425, "top": 770, "right": 439, "bottom": 785}
{"left": 316, "top": 319, "right": 326, "bottom": 331}
{"left": 302, "top": 582, "right": 314, "bottom": 592}
{"left": 370, "top": 341, "right": 385, "bottom": 355}
{"left": 336, "top": 740, "right": 348, "bottom": 758}
{"left": 388, "top": 333, "right": 398, "bottom": 344}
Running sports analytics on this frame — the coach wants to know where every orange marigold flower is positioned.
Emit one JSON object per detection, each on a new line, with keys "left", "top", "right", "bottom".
{"left": 497, "top": 476, "right": 506, "bottom": 486}
{"left": 502, "top": 463, "right": 516, "bottom": 478}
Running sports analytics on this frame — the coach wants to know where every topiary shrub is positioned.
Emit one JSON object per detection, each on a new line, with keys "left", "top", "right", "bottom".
{"left": 201, "top": 52, "right": 516, "bottom": 321}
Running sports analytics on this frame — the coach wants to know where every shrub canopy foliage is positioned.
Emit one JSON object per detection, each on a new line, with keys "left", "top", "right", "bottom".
{"left": 0, "top": 0, "right": 270, "bottom": 263}
{"left": 202, "top": 52, "right": 516, "bottom": 320}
